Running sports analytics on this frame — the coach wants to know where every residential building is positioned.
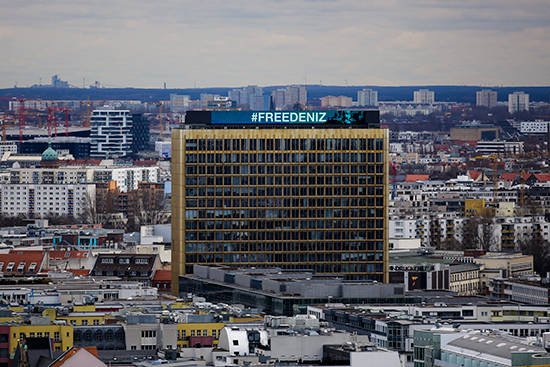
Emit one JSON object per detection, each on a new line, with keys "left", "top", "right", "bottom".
{"left": 475, "top": 140, "right": 524, "bottom": 155}
{"left": 508, "top": 91, "right": 530, "bottom": 114}
{"left": 91, "top": 253, "right": 163, "bottom": 286}
{"left": 0, "top": 252, "right": 47, "bottom": 275}
{"left": 270, "top": 89, "right": 286, "bottom": 110}
{"left": 520, "top": 121, "right": 549, "bottom": 134}
{"left": 122, "top": 314, "right": 176, "bottom": 351}
{"left": 320, "top": 96, "right": 353, "bottom": 108}
{"left": 169, "top": 93, "right": 190, "bottom": 112}
{"left": 171, "top": 110, "right": 387, "bottom": 295}
{"left": 47, "top": 346, "right": 107, "bottom": 367}
{"left": 358, "top": 89, "right": 379, "bottom": 107}
{"left": 284, "top": 85, "right": 307, "bottom": 108}
{"left": 176, "top": 314, "right": 226, "bottom": 349}
{"left": 92, "top": 166, "right": 160, "bottom": 193}
{"left": 0, "top": 183, "right": 95, "bottom": 218}
{"left": 413, "top": 89, "right": 435, "bottom": 104}
{"left": 476, "top": 90, "right": 498, "bottom": 108}
{"left": 90, "top": 109, "right": 132, "bottom": 158}
{"left": 490, "top": 277, "right": 550, "bottom": 304}
{"left": 73, "top": 325, "right": 125, "bottom": 351}
{"left": 10, "top": 323, "right": 74, "bottom": 353}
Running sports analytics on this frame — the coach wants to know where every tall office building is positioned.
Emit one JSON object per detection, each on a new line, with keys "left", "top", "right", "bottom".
{"left": 90, "top": 109, "right": 133, "bottom": 158}
{"left": 508, "top": 91, "right": 530, "bottom": 114}
{"left": 357, "top": 89, "right": 378, "bottom": 107}
{"left": 476, "top": 90, "right": 498, "bottom": 108}
{"left": 413, "top": 89, "right": 435, "bottom": 104}
{"left": 131, "top": 114, "right": 150, "bottom": 153}
{"left": 171, "top": 110, "right": 388, "bottom": 296}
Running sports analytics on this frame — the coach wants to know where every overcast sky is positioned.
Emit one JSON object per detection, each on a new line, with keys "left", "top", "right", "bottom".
{"left": 1, "top": 0, "right": 549, "bottom": 89}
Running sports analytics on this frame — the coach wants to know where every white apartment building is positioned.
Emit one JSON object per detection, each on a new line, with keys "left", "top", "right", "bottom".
{"left": 0, "top": 142, "right": 17, "bottom": 155}
{"left": 413, "top": 89, "right": 435, "bottom": 104}
{"left": 90, "top": 109, "right": 132, "bottom": 158}
{"left": 357, "top": 89, "right": 379, "bottom": 107}
{"left": 320, "top": 95, "right": 353, "bottom": 107}
{"left": 508, "top": 91, "right": 529, "bottom": 114}
{"left": 389, "top": 219, "right": 418, "bottom": 239}
{"left": 93, "top": 166, "right": 160, "bottom": 192}
{"left": 0, "top": 183, "right": 95, "bottom": 218}
{"left": 9, "top": 166, "right": 94, "bottom": 184}
{"left": 520, "top": 121, "right": 549, "bottom": 134}
{"left": 476, "top": 90, "right": 498, "bottom": 108}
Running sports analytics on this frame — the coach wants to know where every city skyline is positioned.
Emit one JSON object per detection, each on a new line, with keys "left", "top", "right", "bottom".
{"left": 1, "top": 0, "right": 549, "bottom": 89}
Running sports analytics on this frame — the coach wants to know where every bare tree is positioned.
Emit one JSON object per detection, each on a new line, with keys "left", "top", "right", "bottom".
{"left": 79, "top": 191, "right": 102, "bottom": 225}
{"left": 517, "top": 228, "right": 550, "bottom": 276}
{"left": 79, "top": 190, "right": 122, "bottom": 228}
{"left": 461, "top": 211, "right": 496, "bottom": 251}
{"left": 130, "top": 184, "right": 167, "bottom": 229}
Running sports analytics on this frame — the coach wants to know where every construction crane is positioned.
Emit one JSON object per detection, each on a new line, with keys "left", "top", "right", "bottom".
{"left": 389, "top": 161, "right": 399, "bottom": 199}
{"left": 0, "top": 114, "right": 17, "bottom": 141}
{"left": 472, "top": 153, "right": 499, "bottom": 204}
{"left": 80, "top": 98, "right": 107, "bottom": 127}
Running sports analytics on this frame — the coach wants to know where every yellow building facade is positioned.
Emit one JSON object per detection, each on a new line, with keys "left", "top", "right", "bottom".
{"left": 176, "top": 322, "right": 226, "bottom": 349}
{"left": 172, "top": 117, "right": 389, "bottom": 295}
{"left": 10, "top": 324, "right": 73, "bottom": 353}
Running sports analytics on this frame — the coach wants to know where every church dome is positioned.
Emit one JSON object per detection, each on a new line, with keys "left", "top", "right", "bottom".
{"left": 41, "top": 145, "right": 58, "bottom": 161}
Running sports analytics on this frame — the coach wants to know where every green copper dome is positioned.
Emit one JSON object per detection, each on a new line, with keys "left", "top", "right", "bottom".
{"left": 42, "top": 144, "right": 58, "bottom": 161}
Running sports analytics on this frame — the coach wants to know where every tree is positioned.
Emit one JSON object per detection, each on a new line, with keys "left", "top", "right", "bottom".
{"left": 517, "top": 227, "right": 550, "bottom": 276}
{"left": 79, "top": 190, "right": 121, "bottom": 228}
{"left": 461, "top": 211, "right": 496, "bottom": 251}
{"left": 129, "top": 183, "right": 167, "bottom": 230}
{"left": 79, "top": 191, "right": 102, "bottom": 225}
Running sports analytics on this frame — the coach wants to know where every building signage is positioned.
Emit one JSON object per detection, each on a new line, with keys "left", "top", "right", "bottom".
{"left": 185, "top": 110, "right": 379, "bottom": 126}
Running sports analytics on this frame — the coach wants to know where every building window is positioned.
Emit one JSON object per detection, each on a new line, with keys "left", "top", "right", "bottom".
{"left": 93, "top": 319, "right": 100, "bottom": 325}
{"left": 141, "top": 330, "right": 156, "bottom": 338}
{"left": 101, "top": 258, "right": 114, "bottom": 264}
{"left": 135, "top": 258, "right": 149, "bottom": 264}
{"left": 81, "top": 320, "right": 88, "bottom": 325}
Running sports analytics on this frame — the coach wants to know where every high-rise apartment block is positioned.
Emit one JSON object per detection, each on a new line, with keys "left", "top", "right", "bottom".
{"left": 320, "top": 96, "right": 353, "bottom": 108}
{"left": 357, "top": 89, "right": 378, "bottom": 107}
{"left": 171, "top": 110, "right": 388, "bottom": 295}
{"left": 229, "top": 86, "right": 263, "bottom": 108}
{"left": 270, "top": 86, "right": 307, "bottom": 110}
{"left": 90, "top": 109, "right": 133, "bottom": 158}
{"left": 413, "top": 89, "right": 435, "bottom": 104}
{"left": 508, "top": 91, "right": 530, "bottom": 114}
{"left": 476, "top": 90, "right": 498, "bottom": 108}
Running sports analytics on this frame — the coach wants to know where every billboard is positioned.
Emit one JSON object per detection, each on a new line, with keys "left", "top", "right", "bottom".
{"left": 186, "top": 110, "right": 379, "bottom": 126}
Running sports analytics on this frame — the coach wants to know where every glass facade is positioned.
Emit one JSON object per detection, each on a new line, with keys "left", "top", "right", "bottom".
{"left": 172, "top": 127, "right": 389, "bottom": 295}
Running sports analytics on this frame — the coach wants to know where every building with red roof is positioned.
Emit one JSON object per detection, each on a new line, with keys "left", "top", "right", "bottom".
{"left": 404, "top": 174, "right": 430, "bottom": 182}
{"left": 153, "top": 269, "right": 171, "bottom": 293}
{"left": 0, "top": 252, "right": 47, "bottom": 275}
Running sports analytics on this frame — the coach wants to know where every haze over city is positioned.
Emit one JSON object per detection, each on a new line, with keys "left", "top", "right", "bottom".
{"left": 1, "top": 0, "right": 549, "bottom": 89}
